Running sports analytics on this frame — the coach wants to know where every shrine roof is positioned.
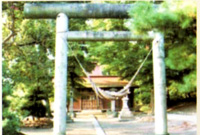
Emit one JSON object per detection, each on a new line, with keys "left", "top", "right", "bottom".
{"left": 80, "top": 76, "right": 137, "bottom": 88}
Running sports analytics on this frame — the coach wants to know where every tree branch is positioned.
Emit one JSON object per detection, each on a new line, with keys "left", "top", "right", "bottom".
{"left": 3, "top": 3, "right": 16, "bottom": 44}
{"left": 3, "top": 41, "right": 40, "bottom": 48}
{"left": 17, "top": 41, "right": 38, "bottom": 47}
{"left": 2, "top": 32, "right": 15, "bottom": 44}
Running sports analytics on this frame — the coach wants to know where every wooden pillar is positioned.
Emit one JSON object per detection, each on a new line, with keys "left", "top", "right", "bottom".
{"left": 153, "top": 33, "right": 169, "bottom": 135}
{"left": 54, "top": 13, "right": 68, "bottom": 135}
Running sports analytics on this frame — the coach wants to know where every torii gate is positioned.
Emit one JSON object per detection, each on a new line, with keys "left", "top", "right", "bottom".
{"left": 24, "top": 3, "right": 169, "bottom": 135}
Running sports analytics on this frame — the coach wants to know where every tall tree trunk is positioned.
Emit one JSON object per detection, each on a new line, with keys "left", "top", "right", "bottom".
{"left": 45, "top": 95, "right": 53, "bottom": 118}
{"left": 166, "top": 89, "right": 170, "bottom": 107}
{"left": 150, "top": 89, "right": 154, "bottom": 115}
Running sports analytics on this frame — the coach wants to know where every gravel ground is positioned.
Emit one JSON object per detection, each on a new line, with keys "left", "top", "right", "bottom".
{"left": 21, "top": 102, "right": 196, "bottom": 135}
{"left": 21, "top": 113, "right": 196, "bottom": 135}
{"left": 97, "top": 114, "right": 196, "bottom": 135}
{"left": 21, "top": 118, "right": 96, "bottom": 135}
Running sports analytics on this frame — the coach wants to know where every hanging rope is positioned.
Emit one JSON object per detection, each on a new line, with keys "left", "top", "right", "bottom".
{"left": 68, "top": 44, "right": 152, "bottom": 100}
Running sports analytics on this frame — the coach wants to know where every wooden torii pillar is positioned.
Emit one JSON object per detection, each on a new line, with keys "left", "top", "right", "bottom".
{"left": 24, "top": 3, "right": 168, "bottom": 135}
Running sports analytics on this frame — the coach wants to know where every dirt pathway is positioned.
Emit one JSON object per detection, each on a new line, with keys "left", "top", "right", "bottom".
{"left": 21, "top": 113, "right": 196, "bottom": 135}
{"left": 97, "top": 114, "right": 196, "bottom": 135}
{"left": 21, "top": 118, "right": 96, "bottom": 135}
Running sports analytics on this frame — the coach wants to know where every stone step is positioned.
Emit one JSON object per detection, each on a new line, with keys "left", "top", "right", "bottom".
{"left": 80, "top": 110, "right": 103, "bottom": 114}
{"left": 75, "top": 110, "right": 106, "bottom": 118}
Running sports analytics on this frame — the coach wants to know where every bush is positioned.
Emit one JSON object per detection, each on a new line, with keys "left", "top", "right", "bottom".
{"left": 135, "top": 90, "right": 151, "bottom": 105}
{"left": 140, "top": 105, "right": 151, "bottom": 113}
{"left": 3, "top": 109, "right": 21, "bottom": 135}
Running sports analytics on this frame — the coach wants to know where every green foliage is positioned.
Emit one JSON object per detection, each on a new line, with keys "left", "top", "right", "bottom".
{"left": 3, "top": 109, "right": 21, "bottom": 135}
{"left": 128, "top": 1, "right": 196, "bottom": 101}
{"left": 3, "top": 61, "right": 21, "bottom": 135}
{"left": 166, "top": 46, "right": 196, "bottom": 70}
{"left": 139, "top": 105, "right": 151, "bottom": 112}
{"left": 129, "top": 2, "right": 176, "bottom": 34}
{"left": 2, "top": 1, "right": 196, "bottom": 118}
{"left": 7, "top": 19, "right": 55, "bottom": 116}
{"left": 3, "top": 1, "right": 96, "bottom": 119}
{"left": 86, "top": 1, "right": 196, "bottom": 106}
{"left": 3, "top": 2, "right": 55, "bottom": 118}
{"left": 86, "top": 17, "right": 153, "bottom": 106}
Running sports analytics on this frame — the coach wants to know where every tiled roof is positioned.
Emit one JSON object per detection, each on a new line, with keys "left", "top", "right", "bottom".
{"left": 80, "top": 76, "right": 135, "bottom": 88}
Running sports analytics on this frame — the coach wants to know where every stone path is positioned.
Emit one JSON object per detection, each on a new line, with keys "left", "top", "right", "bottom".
{"left": 21, "top": 113, "right": 196, "bottom": 135}
{"left": 98, "top": 114, "right": 196, "bottom": 135}
{"left": 21, "top": 118, "right": 96, "bottom": 135}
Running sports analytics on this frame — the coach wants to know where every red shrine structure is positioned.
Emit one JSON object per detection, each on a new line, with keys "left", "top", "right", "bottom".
{"left": 72, "top": 65, "right": 137, "bottom": 112}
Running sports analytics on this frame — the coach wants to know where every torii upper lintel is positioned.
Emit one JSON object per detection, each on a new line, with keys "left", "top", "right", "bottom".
{"left": 24, "top": 3, "right": 133, "bottom": 19}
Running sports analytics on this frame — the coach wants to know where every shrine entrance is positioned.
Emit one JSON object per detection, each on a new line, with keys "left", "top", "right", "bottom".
{"left": 24, "top": 3, "right": 169, "bottom": 135}
{"left": 81, "top": 95, "right": 103, "bottom": 110}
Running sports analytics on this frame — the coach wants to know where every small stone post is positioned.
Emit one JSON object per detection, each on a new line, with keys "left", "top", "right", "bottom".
{"left": 153, "top": 33, "right": 169, "bottom": 135}
{"left": 111, "top": 100, "right": 115, "bottom": 112}
{"left": 108, "top": 100, "right": 117, "bottom": 118}
{"left": 118, "top": 95, "right": 133, "bottom": 121}
{"left": 54, "top": 13, "right": 68, "bottom": 135}
{"left": 69, "top": 90, "right": 75, "bottom": 118}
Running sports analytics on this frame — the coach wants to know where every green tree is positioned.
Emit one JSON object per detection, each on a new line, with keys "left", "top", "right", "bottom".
{"left": 3, "top": 12, "right": 56, "bottom": 117}
{"left": 86, "top": 1, "right": 196, "bottom": 110}
{"left": 85, "top": 18, "right": 153, "bottom": 107}
{"left": 2, "top": 1, "right": 95, "bottom": 119}
{"left": 2, "top": 60, "right": 21, "bottom": 135}
{"left": 128, "top": 1, "right": 196, "bottom": 101}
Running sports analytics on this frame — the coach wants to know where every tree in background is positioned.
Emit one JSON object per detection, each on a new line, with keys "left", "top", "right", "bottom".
{"left": 2, "top": 1, "right": 95, "bottom": 124}
{"left": 85, "top": 15, "right": 153, "bottom": 110}
{"left": 85, "top": 1, "right": 196, "bottom": 111}
{"left": 128, "top": 1, "right": 196, "bottom": 104}
{"left": 2, "top": 2, "right": 196, "bottom": 129}
{"left": 3, "top": 61, "right": 21, "bottom": 135}
{"left": 3, "top": 1, "right": 55, "bottom": 117}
